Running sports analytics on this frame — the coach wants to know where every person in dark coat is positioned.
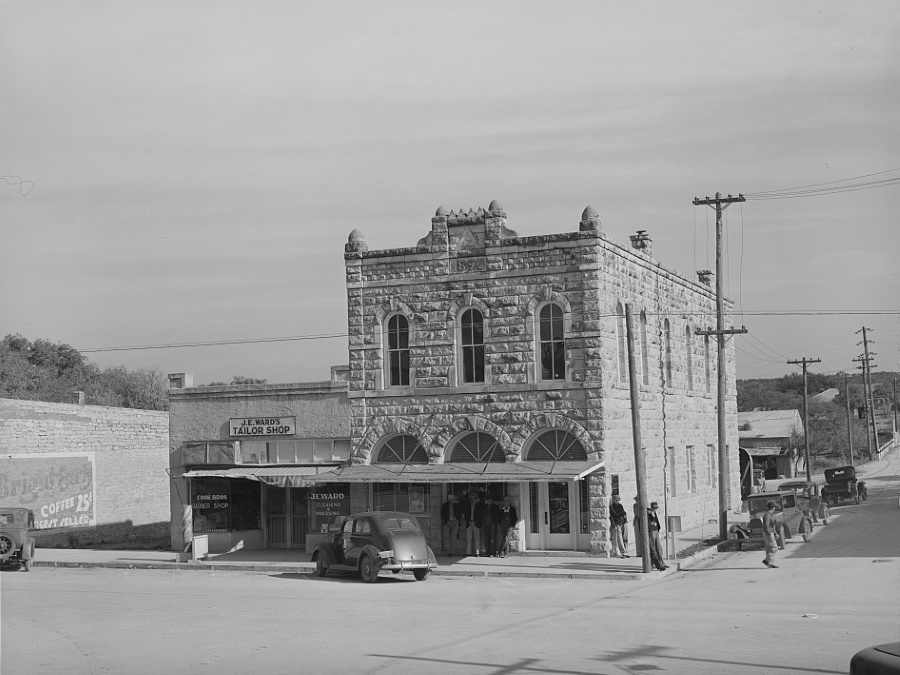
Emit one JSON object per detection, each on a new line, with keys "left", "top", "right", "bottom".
{"left": 647, "top": 502, "right": 668, "bottom": 571}
{"left": 609, "top": 495, "right": 629, "bottom": 558}
{"left": 481, "top": 494, "right": 501, "bottom": 557}
{"left": 497, "top": 497, "right": 518, "bottom": 558}
{"left": 464, "top": 493, "right": 485, "bottom": 556}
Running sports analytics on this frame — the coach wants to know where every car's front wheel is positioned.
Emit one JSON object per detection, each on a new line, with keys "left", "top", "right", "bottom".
{"left": 801, "top": 519, "right": 812, "bottom": 542}
{"left": 413, "top": 569, "right": 430, "bottom": 581}
{"left": 359, "top": 555, "right": 379, "bottom": 583}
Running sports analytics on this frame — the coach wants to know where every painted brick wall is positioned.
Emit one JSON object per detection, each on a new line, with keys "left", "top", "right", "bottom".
{"left": 0, "top": 398, "right": 170, "bottom": 535}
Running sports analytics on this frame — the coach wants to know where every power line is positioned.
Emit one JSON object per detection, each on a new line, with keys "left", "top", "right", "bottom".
{"left": 744, "top": 175, "right": 900, "bottom": 201}
{"left": 745, "top": 167, "right": 900, "bottom": 196}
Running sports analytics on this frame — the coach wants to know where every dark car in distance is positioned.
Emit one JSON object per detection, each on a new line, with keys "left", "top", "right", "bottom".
{"left": 312, "top": 511, "right": 438, "bottom": 583}
{"left": 0, "top": 508, "right": 36, "bottom": 572}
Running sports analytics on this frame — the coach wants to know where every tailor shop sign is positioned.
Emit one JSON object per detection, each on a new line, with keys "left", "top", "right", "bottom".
{"left": 229, "top": 416, "right": 296, "bottom": 437}
{"left": 0, "top": 453, "right": 96, "bottom": 530}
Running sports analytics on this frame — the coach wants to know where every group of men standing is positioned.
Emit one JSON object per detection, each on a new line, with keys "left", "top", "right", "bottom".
{"left": 608, "top": 494, "right": 669, "bottom": 571}
{"left": 441, "top": 493, "right": 517, "bottom": 558}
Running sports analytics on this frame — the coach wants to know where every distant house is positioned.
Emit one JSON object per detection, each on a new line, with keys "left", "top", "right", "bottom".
{"left": 738, "top": 410, "right": 802, "bottom": 482}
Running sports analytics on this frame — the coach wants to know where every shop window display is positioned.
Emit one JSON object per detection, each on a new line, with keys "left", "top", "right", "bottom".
{"left": 192, "top": 478, "right": 261, "bottom": 533}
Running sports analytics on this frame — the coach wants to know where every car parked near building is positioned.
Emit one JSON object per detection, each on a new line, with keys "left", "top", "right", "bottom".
{"left": 777, "top": 479, "right": 831, "bottom": 525}
{"left": 822, "top": 465, "right": 866, "bottom": 505}
{"left": 312, "top": 511, "right": 438, "bottom": 583}
{"left": 0, "top": 508, "right": 36, "bottom": 572}
{"left": 730, "top": 491, "right": 814, "bottom": 549}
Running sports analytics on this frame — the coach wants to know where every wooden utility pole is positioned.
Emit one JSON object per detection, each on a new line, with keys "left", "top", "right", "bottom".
{"left": 625, "top": 304, "right": 651, "bottom": 573}
{"left": 856, "top": 327, "right": 878, "bottom": 459}
{"left": 852, "top": 356, "right": 874, "bottom": 460}
{"left": 845, "top": 375, "right": 854, "bottom": 466}
{"left": 788, "top": 357, "right": 821, "bottom": 481}
{"left": 693, "top": 192, "right": 747, "bottom": 541}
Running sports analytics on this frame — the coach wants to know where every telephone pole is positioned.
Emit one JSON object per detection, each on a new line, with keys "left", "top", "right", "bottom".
{"left": 845, "top": 375, "right": 854, "bottom": 466}
{"left": 856, "top": 327, "right": 878, "bottom": 459}
{"left": 693, "top": 192, "right": 747, "bottom": 541}
{"left": 787, "top": 357, "right": 821, "bottom": 481}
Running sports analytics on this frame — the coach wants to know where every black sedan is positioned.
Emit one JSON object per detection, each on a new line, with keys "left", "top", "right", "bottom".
{"left": 312, "top": 511, "right": 438, "bottom": 583}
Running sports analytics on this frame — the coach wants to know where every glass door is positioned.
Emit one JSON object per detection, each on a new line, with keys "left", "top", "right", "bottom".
{"left": 524, "top": 482, "right": 578, "bottom": 550}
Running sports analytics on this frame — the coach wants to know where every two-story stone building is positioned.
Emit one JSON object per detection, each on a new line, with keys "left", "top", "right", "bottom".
{"left": 168, "top": 201, "right": 740, "bottom": 556}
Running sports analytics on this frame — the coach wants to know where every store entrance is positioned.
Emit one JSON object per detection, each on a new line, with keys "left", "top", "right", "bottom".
{"left": 264, "top": 486, "right": 308, "bottom": 549}
{"left": 524, "top": 481, "right": 589, "bottom": 551}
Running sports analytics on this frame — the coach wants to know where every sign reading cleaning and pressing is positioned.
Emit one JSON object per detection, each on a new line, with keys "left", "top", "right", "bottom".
{"left": 229, "top": 416, "right": 296, "bottom": 437}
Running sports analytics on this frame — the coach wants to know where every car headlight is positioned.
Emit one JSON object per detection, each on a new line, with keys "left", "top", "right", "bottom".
{"left": 378, "top": 550, "right": 394, "bottom": 559}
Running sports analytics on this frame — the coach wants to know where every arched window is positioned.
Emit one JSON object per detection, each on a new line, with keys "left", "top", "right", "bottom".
{"left": 640, "top": 310, "right": 649, "bottom": 386}
{"left": 526, "top": 429, "right": 587, "bottom": 461}
{"left": 448, "top": 432, "right": 504, "bottom": 463}
{"left": 538, "top": 303, "right": 566, "bottom": 381}
{"left": 386, "top": 314, "right": 410, "bottom": 387}
{"left": 685, "top": 325, "right": 694, "bottom": 391}
{"left": 615, "top": 303, "right": 627, "bottom": 383}
{"left": 704, "top": 335, "right": 712, "bottom": 393}
{"left": 460, "top": 308, "right": 485, "bottom": 384}
{"left": 664, "top": 319, "right": 672, "bottom": 386}
{"left": 374, "top": 435, "right": 428, "bottom": 464}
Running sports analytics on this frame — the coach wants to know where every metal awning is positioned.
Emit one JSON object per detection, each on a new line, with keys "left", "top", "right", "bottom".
{"left": 740, "top": 446, "right": 789, "bottom": 457}
{"left": 181, "top": 466, "right": 342, "bottom": 488}
{"left": 311, "top": 461, "right": 605, "bottom": 484}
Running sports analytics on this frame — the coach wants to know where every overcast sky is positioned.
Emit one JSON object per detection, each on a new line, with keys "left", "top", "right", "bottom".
{"left": 2, "top": 2, "right": 898, "bottom": 387}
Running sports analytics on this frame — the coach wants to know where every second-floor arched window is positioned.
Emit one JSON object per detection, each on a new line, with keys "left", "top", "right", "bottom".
{"left": 538, "top": 303, "right": 566, "bottom": 380}
{"left": 460, "top": 308, "right": 485, "bottom": 384}
{"left": 386, "top": 314, "right": 410, "bottom": 387}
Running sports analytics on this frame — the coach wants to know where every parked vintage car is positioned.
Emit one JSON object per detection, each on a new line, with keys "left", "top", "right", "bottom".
{"left": 822, "top": 465, "right": 866, "bottom": 505}
{"left": 777, "top": 479, "right": 831, "bottom": 525}
{"left": 730, "top": 491, "right": 814, "bottom": 549}
{"left": 312, "top": 511, "right": 438, "bottom": 583}
{"left": 0, "top": 508, "right": 36, "bottom": 572}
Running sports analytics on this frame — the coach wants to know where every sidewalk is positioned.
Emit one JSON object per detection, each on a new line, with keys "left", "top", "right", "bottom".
{"left": 27, "top": 516, "right": 722, "bottom": 582}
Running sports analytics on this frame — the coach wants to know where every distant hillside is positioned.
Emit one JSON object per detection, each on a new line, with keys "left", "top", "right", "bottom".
{"left": 737, "top": 371, "right": 898, "bottom": 413}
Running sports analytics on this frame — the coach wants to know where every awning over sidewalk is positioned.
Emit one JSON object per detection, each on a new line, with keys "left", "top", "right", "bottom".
{"left": 311, "top": 460, "right": 604, "bottom": 483}
{"left": 181, "top": 466, "right": 342, "bottom": 488}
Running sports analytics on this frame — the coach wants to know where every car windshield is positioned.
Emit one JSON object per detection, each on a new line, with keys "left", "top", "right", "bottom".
{"left": 381, "top": 517, "right": 420, "bottom": 532}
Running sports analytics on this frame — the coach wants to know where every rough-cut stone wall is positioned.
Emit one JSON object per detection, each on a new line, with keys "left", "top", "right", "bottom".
{"left": 344, "top": 205, "right": 740, "bottom": 554}
{"left": 0, "top": 398, "right": 170, "bottom": 542}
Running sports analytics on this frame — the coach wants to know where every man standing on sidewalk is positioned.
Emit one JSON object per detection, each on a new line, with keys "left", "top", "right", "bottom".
{"left": 609, "top": 495, "right": 629, "bottom": 558}
{"left": 441, "top": 494, "right": 461, "bottom": 555}
{"left": 762, "top": 501, "right": 779, "bottom": 568}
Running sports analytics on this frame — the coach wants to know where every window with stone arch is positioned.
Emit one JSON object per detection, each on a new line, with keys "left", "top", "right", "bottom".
{"left": 685, "top": 324, "right": 694, "bottom": 391}
{"left": 537, "top": 302, "right": 566, "bottom": 381}
{"left": 526, "top": 429, "right": 588, "bottom": 461}
{"left": 374, "top": 434, "right": 428, "bottom": 464}
{"left": 385, "top": 313, "right": 410, "bottom": 387}
{"left": 459, "top": 307, "right": 485, "bottom": 384}
{"left": 615, "top": 302, "right": 627, "bottom": 383}
{"left": 447, "top": 432, "right": 505, "bottom": 463}
{"left": 640, "top": 310, "right": 649, "bottom": 385}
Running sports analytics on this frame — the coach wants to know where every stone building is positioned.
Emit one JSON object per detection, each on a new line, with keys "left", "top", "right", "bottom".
{"left": 166, "top": 201, "right": 740, "bottom": 557}
{"left": 320, "top": 201, "right": 740, "bottom": 554}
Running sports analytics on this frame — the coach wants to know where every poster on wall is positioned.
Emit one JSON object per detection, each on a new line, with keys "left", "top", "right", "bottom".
{"left": 0, "top": 453, "right": 96, "bottom": 530}
{"left": 309, "top": 485, "right": 349, "bottom": 534}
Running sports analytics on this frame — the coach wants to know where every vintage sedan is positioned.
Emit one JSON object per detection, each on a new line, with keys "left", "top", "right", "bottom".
{"left": 731, "top": 491, "right": 814, "bottom": 549}
{"left": 312, "top": 511, "right": 438, "bottom": 583}
{"left": 777, "top": 479, "right": 831, "bottom": 525}
{"left": 0, "top": 508, "right": 36, "bottom": 572}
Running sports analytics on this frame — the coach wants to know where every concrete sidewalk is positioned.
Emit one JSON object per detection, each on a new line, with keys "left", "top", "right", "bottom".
{"left": 26, "top": 514, "right": 722, "bottom": 581}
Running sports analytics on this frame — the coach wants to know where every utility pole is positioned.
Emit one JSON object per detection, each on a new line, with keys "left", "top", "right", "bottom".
{"left": 852, "top": 356, "right": 874, "bottom": 460}
{"left": 894, "top": 377, "right": 898, "bottom": 437}
{"left": 845, "top": 375, "right": 854, "bottom": 466}
{"left": 625, "top": 304, "right": 651, "bottom": 573}
{"left": 788, "top": 358, "right": 821, "bottom": 481}
{"left": 856, "top": 327, "right": 878, "bottom": 459}
{"left": 693, "top": 192, "right": 747, "bottom": 541}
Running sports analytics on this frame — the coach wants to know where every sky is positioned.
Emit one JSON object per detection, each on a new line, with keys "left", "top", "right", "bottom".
{"left": 2, "top": 1, "right": 898, "bottom": 387}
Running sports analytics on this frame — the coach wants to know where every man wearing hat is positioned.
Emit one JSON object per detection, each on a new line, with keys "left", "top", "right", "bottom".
{"left": 762, "top": 501, "right": 780, "bottom": 568}
{"left": 609, "top": 495, "right": 629, "bottom": 557}
{"left": 647, "top": 502, "right": 668, "bottom": 571}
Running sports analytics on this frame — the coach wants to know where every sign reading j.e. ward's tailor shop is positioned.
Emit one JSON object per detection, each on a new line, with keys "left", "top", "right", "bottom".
{"left": 229, "top": 417, "right": 296, "bottom": 437}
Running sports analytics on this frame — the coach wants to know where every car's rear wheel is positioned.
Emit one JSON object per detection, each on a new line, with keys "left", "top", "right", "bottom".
{"left": 413, "top": 568, "right": 430, "bottom": 581}
{"left": 801, "top": 519, "right": 812, "bottom": 542}
{"left": 0, "top": 535, "right": 12, "bottom": 557}
{"left": 314, "top": 555, "right": 327, "bottom": 577}
{"left": 359, "top": 555, "right": 379, "bottom": 583}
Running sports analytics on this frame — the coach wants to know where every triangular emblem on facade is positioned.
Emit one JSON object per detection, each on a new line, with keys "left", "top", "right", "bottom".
{"left": 453, "top": 226, "right": 482, "bottom": 254}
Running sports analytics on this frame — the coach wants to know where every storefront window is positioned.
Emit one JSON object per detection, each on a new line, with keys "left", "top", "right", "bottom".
{"left": 192, "top": 478, "right": 261, "bottom": 532}
{"left": 373, "top": 484, "right": 431, "bottom": 514}
{"left": 308, "top": 484, "right": 350, "bottom": 534}
{"left": 239, "top": 440, "right": 351, "bottom": 465}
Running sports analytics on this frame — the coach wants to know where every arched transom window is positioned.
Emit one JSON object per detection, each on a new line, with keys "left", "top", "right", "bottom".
{"left": 538, "top": 303, "right": 565, "bottom": 380}
{"left": 460, "top": 308, "right": 485, "bottom": 383}
{"left": 448, "top": 432, "right": 504, "bottom": 463}
{"left": 375, "top": 435, "right": 428, "bottom": 464}
{"left": 526, "top": 430, "right": 587, "bottom": 461}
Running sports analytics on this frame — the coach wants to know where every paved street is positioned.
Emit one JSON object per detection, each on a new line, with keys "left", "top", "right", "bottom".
{"left": 3, "top": 454, "right": 898, "bottom": 675}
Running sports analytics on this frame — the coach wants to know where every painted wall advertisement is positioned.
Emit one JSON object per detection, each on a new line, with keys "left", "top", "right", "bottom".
{"left": 0, "top": 453, "right": 97, "bottom": 530}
